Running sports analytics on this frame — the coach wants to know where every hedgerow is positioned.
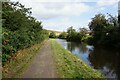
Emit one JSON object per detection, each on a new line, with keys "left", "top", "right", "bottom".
{"left": 2, "top": 2, "right": 49, "bottom": 65}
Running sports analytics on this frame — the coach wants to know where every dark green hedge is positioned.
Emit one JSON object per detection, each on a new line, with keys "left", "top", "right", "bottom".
{"left": 2, "top": 2, "right": 49, "bottom": 64}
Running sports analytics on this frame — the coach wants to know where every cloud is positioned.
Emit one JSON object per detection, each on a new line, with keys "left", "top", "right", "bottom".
{"left": 42, "top": 17, "right": 89, "bottom": 32}
{"left": 10, "top": 0, "right": 117, "bottom": 32}
{"left": 42, "top": 18, "right": 75, "bottom": 31}
{"left": 95, "top": 7, "right": 105, "bottom": 13}
{"left": 97, "top": 0, "right": 118, "bottom": 7}
{"left": 36, "top": 3, "right": 90, "bottom": 19}
{"left": 10, "top": 0, "right": 91, "bottom": 19}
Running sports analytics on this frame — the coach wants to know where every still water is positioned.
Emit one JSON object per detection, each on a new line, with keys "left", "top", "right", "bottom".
{"left": 56, "top": 39, "right": 120, "bottom": 79}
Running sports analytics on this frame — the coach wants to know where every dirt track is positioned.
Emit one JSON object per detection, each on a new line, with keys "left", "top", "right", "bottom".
{"left": 22, "top": 40, "right": 57, "bottom": 78}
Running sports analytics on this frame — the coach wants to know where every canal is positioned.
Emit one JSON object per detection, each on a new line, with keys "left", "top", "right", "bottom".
{"left": 56, "top": 39, "right": 120, "bottom": 79}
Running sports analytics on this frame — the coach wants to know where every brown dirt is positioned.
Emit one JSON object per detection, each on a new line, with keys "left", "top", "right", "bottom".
{"left": 22, "top": 40, "right": 57, "bottom": 78}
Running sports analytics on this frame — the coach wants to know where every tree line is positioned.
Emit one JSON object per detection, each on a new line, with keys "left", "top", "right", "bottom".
{"left": 52, "top": 13, "right": 120, "bottom": 49}
{"left": 51, "top": 27, "right": 90, "bottom": 42}
{"left": 2, "top": 2, "right": 49, "bottom": 64}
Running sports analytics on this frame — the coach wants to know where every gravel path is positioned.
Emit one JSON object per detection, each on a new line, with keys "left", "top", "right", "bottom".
{"left": 22, "top": 40, "right": 57, "bottom": 78}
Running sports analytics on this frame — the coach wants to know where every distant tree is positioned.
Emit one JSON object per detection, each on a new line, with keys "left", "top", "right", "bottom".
{"left": 79, "top": 28, "right": 88, "bottom": 37}
{"left": 67, "top": 26, "right": 76, "bottom": 34}
{"left": 59, "top": 32, "right": 67, "bottom": 39}
{"left": 79, "top": 28, "right": 89, "bottom": 42}
{"left": 79, "top": 28, "right": 88, "bottom": 33}
{"left": 49, "top": 32, "right": 56, "bottom": 38}
{"left": 66, "top": 26, "right": 82, "bottom": 42}
{"left": 67, "top": 26, "right": 76, "bottom": 41}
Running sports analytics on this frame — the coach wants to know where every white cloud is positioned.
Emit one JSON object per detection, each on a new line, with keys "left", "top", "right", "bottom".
{"left": 10, "top": 0, "right": 117, "bottom": 32}
{"left": 97, "top": 0, "right": 118, "bottom": 7}
{"left": 10, "top": 0, "right": 91, "bottom": 19}
{"left": 42, "top": 18, "right": 89, "bottom": 32}
{"left": 95, "top": 7, "right": 105, "bottom": 13}
{"left": 42, "top": 19, "right": 73, "bottom": 31}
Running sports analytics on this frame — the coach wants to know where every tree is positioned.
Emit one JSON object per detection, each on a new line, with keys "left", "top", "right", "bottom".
{"left": 79, "top": 28, "right": 88, "bottom": 37}
{"left": 59, "top": 32, "right": 67, "bottom": 39}
{"left": 88, "top": 13, "right": 120, "bottom": 48}
{"left": 88, "top": 14, "right": 108, "bottom": 44}
{"left": 49, "top": 32, "right": 56, "bottom": 38}
{"left": 67, "top": 26, "right": 76, "bottom": 34}
{"left": 67, "top": 26, "right": 77, "bottom": 41}
{"left": 79, "top": 28, "right": 88, "bottom": 34}
{"left": 79, "top": 28, "right": 89, "bottom": 42}
{"left": 66, "top": 26, "right": 82, "bottom": 42}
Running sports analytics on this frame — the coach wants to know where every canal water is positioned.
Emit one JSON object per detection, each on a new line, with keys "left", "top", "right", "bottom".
{"left": 55, "top": 39, "right": 120, "bottom": 79}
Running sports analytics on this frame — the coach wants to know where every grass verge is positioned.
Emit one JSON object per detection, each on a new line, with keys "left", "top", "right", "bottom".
{"left": 2, "top": 40, "right": 47, "bottom": 78}
{"left": 51, "top": 39, "right": 106, "bottom": 79}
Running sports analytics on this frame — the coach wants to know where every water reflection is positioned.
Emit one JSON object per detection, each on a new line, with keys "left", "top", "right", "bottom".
{"left": 67, "top": 42, "right": 88, "bottom": 54}
{"left": 56, "top": 39, "right": 120, "bottom": 79}
{"left": 88, "top": 46, "right": 120, "bottom": 78}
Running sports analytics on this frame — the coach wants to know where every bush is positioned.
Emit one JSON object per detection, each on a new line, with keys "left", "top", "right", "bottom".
{"left": 2, "top": 2, "right": 49, "bottom": 64}
{"left": 49, "top": 32, "right": 56, "bottom": 38}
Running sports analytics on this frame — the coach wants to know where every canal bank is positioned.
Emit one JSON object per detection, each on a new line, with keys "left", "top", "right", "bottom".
{"left": 51, "top": 39, "right": 105, "bottom": 78}
{"left": 55, "top": 38, "right": 120, "bottom": 79}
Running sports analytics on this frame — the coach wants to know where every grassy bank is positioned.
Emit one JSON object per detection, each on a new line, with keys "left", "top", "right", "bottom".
{"left": 51, "top": 39, "right": 105, "bottom": 79}
{"left": 2, "top": 40, "right": 47, "bottom": 78}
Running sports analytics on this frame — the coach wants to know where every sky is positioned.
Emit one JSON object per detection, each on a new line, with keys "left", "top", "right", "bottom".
{"left": 10, "top": 0, "right": 118, "bottom": 32}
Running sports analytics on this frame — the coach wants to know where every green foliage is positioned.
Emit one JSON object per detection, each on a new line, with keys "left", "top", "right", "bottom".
{"left": 66, "top": 26, "right": 89, "bottom": 42}
{"left": 59, "top": 32, "right": 67, "bottom": 39}
{"left": 66, "top": 26, "right": 80, "bottom": 42}
{"left": 2, "top": 2, "right": 49, "bottom": 64}
{"left": 49, "top": 31, "right": 56, "bottom": 38}
{"left": 51, "top": 40, "right": 105, "bottom": 78}
{"left": 79, "top": 28, "right": 89, "bottom": 41}
{"left": 88, "top": 13, "right": 120, "bottom": 48}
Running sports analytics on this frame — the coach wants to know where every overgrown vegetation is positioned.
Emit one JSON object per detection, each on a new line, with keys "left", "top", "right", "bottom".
{"left": 2, "top": 2, "right": 49, "bottom": 65}
{"left": 51, "top": 39, "right": 105, "bottom": 79}
{"left": 88, "top": 13, "right": 120, "bottom": 48}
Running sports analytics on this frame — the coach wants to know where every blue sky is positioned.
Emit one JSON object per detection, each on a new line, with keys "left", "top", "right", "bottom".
{"left": 11, "top": 0, "right": 118, "bottom": 32}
